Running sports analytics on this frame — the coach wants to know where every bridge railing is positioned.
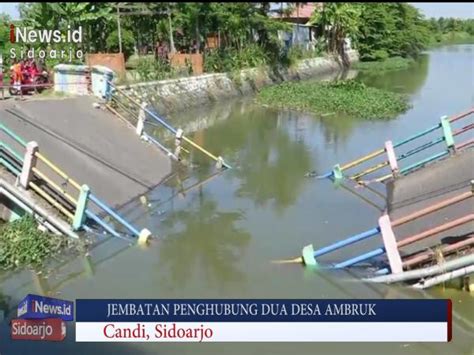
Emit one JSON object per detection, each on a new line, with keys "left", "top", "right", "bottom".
{"left": 0, "top": 123, "right": 151, "bottom": 244}
{"left": 325, "top": 108, "right": 474, "bottom": 183}
{"left": 300, "top": 185, "right": 474, "bottom": 275}
{"left": 107, "top": 82, "right": 231, "bottom": 169}
{"left": 108, "top": 88, "right": 180, "bottom": 161}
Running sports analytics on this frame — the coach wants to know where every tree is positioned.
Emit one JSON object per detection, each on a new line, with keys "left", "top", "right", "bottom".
{"left": 19, "top": 3, "right": 115, "bottom": 54}
{"left": 355, "top": 3, "right": 430, "bottom": 61}
{"left": 309, "top": 3, "right": 361, "bottom": 65}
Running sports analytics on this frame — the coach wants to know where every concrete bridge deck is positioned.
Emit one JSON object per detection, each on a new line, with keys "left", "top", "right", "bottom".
{"left": 0, "top": 96, "right": 172, "bottom": 211}
{"left": 387, "top": 149, "right": 474, "bottom": 259}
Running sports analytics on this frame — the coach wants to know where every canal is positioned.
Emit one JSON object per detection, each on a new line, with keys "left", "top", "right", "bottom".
{"left": 0, "top": 45, "right": 473, "bottom": 354}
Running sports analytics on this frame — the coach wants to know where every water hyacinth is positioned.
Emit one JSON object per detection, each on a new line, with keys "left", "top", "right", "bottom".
{"left": 257, "top": 80, "right": 411, "bottom": 120}
{"left": 0, "top": 215, "right": 67, "bottom": 270}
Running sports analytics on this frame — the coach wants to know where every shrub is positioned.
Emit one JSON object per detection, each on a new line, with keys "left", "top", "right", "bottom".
{"left": 204, "top": 44, "right": 270, "bottom": 73}
{"left": 106, "top": 28, "right": 136, "bottom": 61}
{"left": 135, "top": 57, "right": 175, "bottom": 82}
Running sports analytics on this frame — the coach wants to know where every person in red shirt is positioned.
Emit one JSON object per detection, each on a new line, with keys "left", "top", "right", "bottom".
{"left": 30, "top": 61, "right": 39, "bottom": 79}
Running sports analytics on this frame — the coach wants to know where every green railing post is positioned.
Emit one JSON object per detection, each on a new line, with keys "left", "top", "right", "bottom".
{"left": 440, "top": 115, "right": 455, "bottom": 153}
{"left": 73, "top": 184, "right": 90, "bottom": 231}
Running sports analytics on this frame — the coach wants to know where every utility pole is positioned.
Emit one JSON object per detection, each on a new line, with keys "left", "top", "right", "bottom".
{"left": 116, "top": 3, "right": 123, "bottom": 53}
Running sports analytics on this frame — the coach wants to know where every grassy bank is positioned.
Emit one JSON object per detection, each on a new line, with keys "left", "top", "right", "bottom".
{"left": 353, "top": 57, "right": 416, "bottom": 72}
{"left": 0, "top": 215, "right": 68, "bottom": 270}
{"left": 432, "top": 31, "right": 474, "bottom": 46}
{"left": 257, "top": 80, "right": 410, "bottom": 120}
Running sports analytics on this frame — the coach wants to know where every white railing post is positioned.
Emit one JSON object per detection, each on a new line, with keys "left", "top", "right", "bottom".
{"left": 19, "top": 141, "right": 38, "bottom": 189}
{"left": 136, "top": 101, "right": 147, "bottom": 136}
{"left": 174, "top": 128, "right": 184, "bottom": 159}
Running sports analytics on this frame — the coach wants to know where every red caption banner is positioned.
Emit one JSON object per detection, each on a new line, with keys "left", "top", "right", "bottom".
{"left": 11, "top": 318, "right": 66, "bottom": 341}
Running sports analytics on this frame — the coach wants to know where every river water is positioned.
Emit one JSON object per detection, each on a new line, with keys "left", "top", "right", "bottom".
{"left": 0, "top": 45, "right": 473, "bottom": 354}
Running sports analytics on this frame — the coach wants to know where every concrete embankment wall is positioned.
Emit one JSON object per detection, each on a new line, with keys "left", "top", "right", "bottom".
{"left": 117, "top": 51, "right": 359, "bottom": 114}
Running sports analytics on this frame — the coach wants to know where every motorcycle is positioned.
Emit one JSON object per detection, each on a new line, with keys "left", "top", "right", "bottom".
{"left": 9, "top": 70, "right": 50, "bottom": 96}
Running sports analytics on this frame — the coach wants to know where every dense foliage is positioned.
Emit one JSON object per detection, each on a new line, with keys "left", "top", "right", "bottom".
{"left": 257, "top": 80, "right": 410, "bottom": 120}
{"left": 356, "top": 3, "right": 431, "bottom": 61}
{"left": 426, "top": 17, "right": 474, "bottom": 45}
{"left": 0, "top": 215, "right": 67, "bottom": 270}
{"left": 0, "top": 3, "right": 472, "bottom": 74}
{"left": 311, "top": 3, "right": 473, "bottom": 62}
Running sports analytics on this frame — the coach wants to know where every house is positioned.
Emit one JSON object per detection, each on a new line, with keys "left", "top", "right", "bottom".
{"left": 274, "top": 3, "right": 324, "bottom": 49}
{"left": 279, "top": 3, "right": 323, "bottom": 24}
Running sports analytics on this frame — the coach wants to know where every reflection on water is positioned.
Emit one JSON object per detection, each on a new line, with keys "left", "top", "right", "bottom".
{"left": 356, "top": 54, "right": 430, "bottom": 95}
{"left": 158, "top": 193, "right": 251, "bottom": 290}
{"left": 0, "top": 45, "right": 473, "bottom": 355}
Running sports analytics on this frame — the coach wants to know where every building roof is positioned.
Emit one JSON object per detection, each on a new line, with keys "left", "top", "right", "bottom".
{"left": 286, "top": 3, "right": 322, "bottom": 20}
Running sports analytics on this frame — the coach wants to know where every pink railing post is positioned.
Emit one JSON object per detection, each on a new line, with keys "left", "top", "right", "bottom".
{"left": 384, "top": 140, "right": 399, "bottom": 177}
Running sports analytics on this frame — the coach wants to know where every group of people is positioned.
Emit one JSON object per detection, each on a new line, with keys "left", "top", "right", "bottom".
{"left": 0, "top": 58, "right": 49, "bottom": 98}
{"left": 10, "top": 59, "right": 44, "bottom": 86}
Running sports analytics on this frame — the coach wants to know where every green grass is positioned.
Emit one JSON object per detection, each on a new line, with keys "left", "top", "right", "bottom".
{"left": 257, "top": 80, "right": 411, "bottom": 120}
{"left": 438, "top": 31, "right": 474, "bottom": 45}
{"left": 353, "top": 57, "right": 416, "bottom": 72}
{"left": 0, "top": 215, "right": 68, "bottom": 270}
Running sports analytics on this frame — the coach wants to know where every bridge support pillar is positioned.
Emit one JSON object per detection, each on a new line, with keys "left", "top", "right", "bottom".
{"left": 384, "top": 140, "right": 399, "bottom": 178}
{"left": 378, "top": 215, "right": 403, "bottom": 274}
{"left": 440, "top": 115, "right": 455, "bottom": 154}
{"left": 19, "top": 141, "right": 39, "bottom": 189}
{"left": 73, "top": 184, "right": 90, "bottom": 231}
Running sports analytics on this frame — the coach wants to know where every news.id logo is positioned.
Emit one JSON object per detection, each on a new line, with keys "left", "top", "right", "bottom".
{"left": 11, "top": 294, "right": 73, "bottom": 342}
{"left": 9, "top": 24, "right": 83, "bottom": 62}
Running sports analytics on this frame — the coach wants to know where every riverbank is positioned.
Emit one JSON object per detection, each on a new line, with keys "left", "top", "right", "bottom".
{"left": 432, "top": 31, "right": 474, "bottom": 46}
{"left": 353, "top": 57, "right": 416, "bottom": 72}
{"left": 117, "top": 51, "right": 359, "bottom": 114}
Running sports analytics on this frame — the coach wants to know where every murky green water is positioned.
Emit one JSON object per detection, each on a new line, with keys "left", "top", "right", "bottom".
{"left": 1, "top": 45, "right": 473, "bottom": 354}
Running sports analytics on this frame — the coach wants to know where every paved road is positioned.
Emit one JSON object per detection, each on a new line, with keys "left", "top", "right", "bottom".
{"left": 386, "top": 149, "right": 474, "bottom": 258}
{"left": 0, "top": 95, "right": 172, "bottom": 212}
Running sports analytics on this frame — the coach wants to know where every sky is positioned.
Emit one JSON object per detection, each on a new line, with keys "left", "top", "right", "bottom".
{"left": 1, "top": 2, "right": 473, "bottom": 20}
{"left": 410, "top": 2, "right": 474, "bottom": 19}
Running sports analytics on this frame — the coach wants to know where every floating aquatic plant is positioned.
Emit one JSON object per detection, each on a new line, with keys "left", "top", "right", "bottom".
{"left": 257, "top": 79, "right": 411, "bottom": 120}
{"left": 0, "top": 215, "right": 67, "bottom": 270}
